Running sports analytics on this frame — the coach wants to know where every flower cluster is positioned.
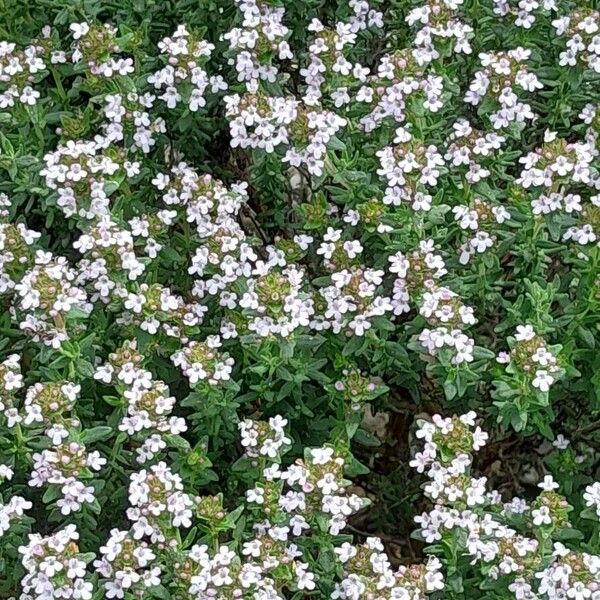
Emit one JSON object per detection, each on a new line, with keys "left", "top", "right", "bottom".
{"left": 225, "top": 92, "right": 347, "bottom": 176}
{"left": 357, "top": 50, "right": 444, "bottom": 132}
{"left": 464, "top": 48, "right": 542, "bottom": 129}
{"left": 493, "top": 0, "right": 557, "bottom": 29}
{"left": 149, "top": 25, "right": 226, "bottom": 110}
{"left": 223, "top": 0, "right": 291, "bottom": 92}
{"left": 19, "top": 525, "right": 94, "bottom": 600}
{"left": 316, "top": 262, "right": 390, "bottom": 336}
{"left": 20, "top": 381, "right": 81, "bottom": 438}
{"left": 302, "top": 4, "right": 382, "bottom": 107}
{"left": 101, "top": 93, "right": 166, "bottom": 155}
{"left": 40, "top": 139, "right": 130, "bottom": 220}
{"left": 332, "top": 368, "right": 387, "bottom": 413}
{"left": 0, "top": 464, "right": 31, "bottom": 538}
{"left": 94, "top": 339, "right": 187, "bottom": 462}
{"left": 389, "top": 240, "right": 476, "bottom": 364}
{"left": 95, "top": 529, "right": 159, "bottom": 598}
{"left": 496, "top": 324, "right": 562, "bottom": 393}
{"left": 13, "top": 250, "right": 90, "bottom": 348}
{"left": 239, "top": 416, "right": 291, "bottom": 459}
{"left": 554, "top": 10, "right": 600, "bottom": 73}
{"left": 453, "top": 197, "right": 511, "bottom": 264}
{"left": 0, "top": 38, "right": 46, "bottom": 108}
{"left": 334, "top": 540, "right": 444, "bottom": 599}
{"left": 172, "top": 336, "right": 234, "bottom": 387}
{"left": 407, "top": 0, "right": 473, "bottom": 59}
{"left": 377, "top": 129, "right": 445, "bottom": 210}
{"left": 70, "top": 22, "right": 134, "bottom": 78}
{"left": 74, "top": 217, "right": 146, "bottom": 287}
{"left": 0, "top": 194, "right": 41, "bottom": 291}
{"left": 444, "top": 118, "right": 506, "bottom": 185}
{"left": 29, "top": 440, "right": 105, "bottom": 515}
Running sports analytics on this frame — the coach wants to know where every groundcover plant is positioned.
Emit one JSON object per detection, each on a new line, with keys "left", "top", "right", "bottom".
{"left": 1, "top": 0, "right": 600, "bottom": 598}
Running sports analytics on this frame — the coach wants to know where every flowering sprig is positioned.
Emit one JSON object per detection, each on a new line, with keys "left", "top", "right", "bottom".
{"left": 553, "top": 10, "right": 600, "bottom": 73}
{"left": 70, "top": 22, "right": 134, "bottom": 79}
{"left": 149, "top": 25, "right": 226, "bottom": 110}
{"left": 19, "top": 525, "right": 94, "bottom": 599}
{"left": 465, "top": 47, "right": 542, "bottom": 130}
{"left": 0, "top": 38, "right": 47, "bottom": 109}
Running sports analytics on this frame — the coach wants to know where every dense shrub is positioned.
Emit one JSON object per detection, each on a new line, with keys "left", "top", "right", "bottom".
{"left": 1, "top": 0, "right": 600, "bottom": 598}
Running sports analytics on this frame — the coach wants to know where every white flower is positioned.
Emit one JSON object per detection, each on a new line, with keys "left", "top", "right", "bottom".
{"left": 538, "top": 475, "right": 559, "bottom": 492}
{"left": 532, "top": 370, "right": 554, "bottom": 392}
{"left": 553, "top": 434, "right": 570, "bottom": 450}
{"left": 70, "top": 22, "right": 90, "bottom": 40}
{"left": 515, "top": 325, "right": 536, "bottom": 341}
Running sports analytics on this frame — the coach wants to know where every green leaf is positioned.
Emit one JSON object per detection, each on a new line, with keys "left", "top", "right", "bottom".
{"left": 82, "top": 426, "right": 114, "bottom": 444}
